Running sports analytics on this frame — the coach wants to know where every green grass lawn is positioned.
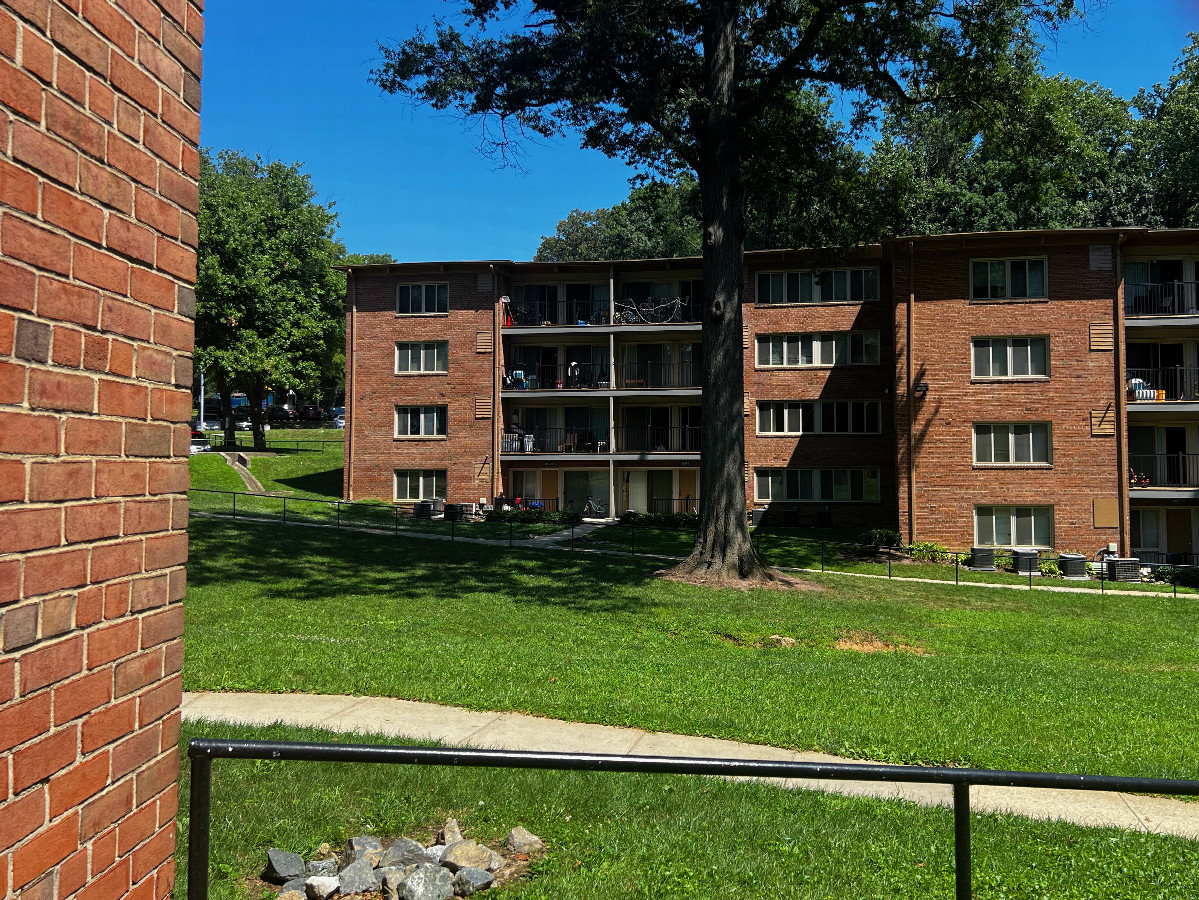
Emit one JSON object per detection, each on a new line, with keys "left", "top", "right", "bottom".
{"left": 188, "top": 452, "right": 247, "bottom": 493}
{"left": 184, "top": 517, "right": 1199, "bottom": 779}
{"left": 175, "top": 720, "right": 1199, "bottom": 900}
{"left": 573, "top": 524, "right": 1197, "bottom": 595}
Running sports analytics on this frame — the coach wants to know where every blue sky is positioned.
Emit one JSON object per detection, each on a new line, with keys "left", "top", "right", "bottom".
{"left": 199, "top": 1, "right": 1199, "bottom": 262}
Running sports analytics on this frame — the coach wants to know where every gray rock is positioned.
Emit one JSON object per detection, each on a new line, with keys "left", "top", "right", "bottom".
{"left": 265, "top": 848, "right": 307, "bottom": 883}
{"left": 381, "top": 837, "right": 434, "bottom": 867}
{"left": 437, "top": 819, "right": 463, "bottom": 845}
{"left": 306, "top": 859, "right": 338, "bottom": 877}
{"left": 422, "top": 845, "right": 445, "bottom": 865}
{"left": 452, "top": 867, "right": 495, "bottom": 896}
{"left": 381, "top": 865, "right": 417, "bottom": 900}
{"left": 278, "top": 892, "right": 305, "bottom": 900}
{"left": 503, "top": 826, "right": 544, "bottom": 853}
{"left": 395, "top": 863, "right": 454, "bottom": 900}
{"left": 304, "top": 876, "right": 339, "bottom": 900}
{"left": 346, "top": 835, "right": 385, "bottom": 867}
{"left": 279, "top": 879, "right": 307, "bottom": 897}
{"left": 338, "top": 857, "right": 381, "bottom": 893}
{"left": 440, "top": 841, "right": 503, "bottom": 873}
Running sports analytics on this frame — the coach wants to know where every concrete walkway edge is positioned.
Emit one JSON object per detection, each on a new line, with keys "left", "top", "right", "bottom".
{"left": 182, "top": 691, "right": 1199, "bottom": 841}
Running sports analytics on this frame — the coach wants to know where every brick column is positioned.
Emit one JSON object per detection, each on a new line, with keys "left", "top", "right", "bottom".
{"left": 0, "top": 2, "right": 202, "bottom": 898}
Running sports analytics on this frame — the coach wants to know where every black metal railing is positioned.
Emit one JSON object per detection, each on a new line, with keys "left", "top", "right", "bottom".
{"left": 187, "top": 737, "right": 1199, "bottom": 900}
{"left": 615, "top": 425, "right": 702, "bottom": 452}
{"left": 496, "top": 496, "right": 559, "bottom": 511}
{"left": 1126, "top": 367, "right": 1199, "bottom": 402}
{"left": 1133, "top": 550, "right": 1199, "bottom": 566}
{"left": 614, "top": 296, "right": 702, "bottom": 325}
{"left": 1129, "top": 452, "right": 1199, "bottom": 488}
{"left": 500, "top": 428, "right": 610, "bottom": 454}
{"left": 616, "top": 362, "right": 700, "bottom": 389}
{"left": 651, "top": 496, "right": 699, "bottom": 514}
{"left": 502, "top": 363, "right": 610, "bottom": 390}
{"left": 505, "top": 299, "right": 610, "bottom": 327}
{"left": 1125, "top": 282, "right": 1199, "bottom": 317}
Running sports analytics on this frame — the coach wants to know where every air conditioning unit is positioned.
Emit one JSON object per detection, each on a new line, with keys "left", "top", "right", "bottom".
{"left": 1104, "top": 558, "right": 1141, "bottom": 582}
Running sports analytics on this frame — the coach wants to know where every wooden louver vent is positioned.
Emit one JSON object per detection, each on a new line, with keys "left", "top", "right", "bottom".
{"left": 1090, "top": 407, "right": 1115, "bottom": 436}
{"left": 476, "top": 330, "right": 493, "bottom": 353}
{"left": 743, "top": 392, "right": 751, "bottom": 417}
{"left": 742, "top": 325, "right": 750, "bottom": 349}
{"left": 1089, "top": 322, "right": 1114, "bottom": 351}
{"left": 475, "top": 397, "right": 493, "bottom": 419}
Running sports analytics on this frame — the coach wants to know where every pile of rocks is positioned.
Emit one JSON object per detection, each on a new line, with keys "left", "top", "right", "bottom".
{"left": 263, "top": 819, "right": 545, "bottom": 900}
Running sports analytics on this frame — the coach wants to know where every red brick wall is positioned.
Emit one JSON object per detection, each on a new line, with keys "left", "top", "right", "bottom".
{"left": 346, "top": 268, "right": 497, "bottom": 503}
{"left": 892, "top": 240, "right": 1123, "bottom": 552}
{"left": 743, "top": 255, "right": 899, "bottom": 528}
{"left": 0, "top": 1, "right": 201, "bottom": 898}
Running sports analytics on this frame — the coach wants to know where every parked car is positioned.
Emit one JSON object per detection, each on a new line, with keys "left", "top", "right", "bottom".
{"left": 333, "top": 414, "right": 345, "bottom": 429}
{"left": 189, "top": 429, "right": 211, "bottom": 454}
{"left": 329, "top": 406, "right": 345, "bottom": 420}
{"left": 267, "top": 404, "right": 296, "bottom": 421}
{"left": 300, "top": 404, "right": 324, "bottom": 421}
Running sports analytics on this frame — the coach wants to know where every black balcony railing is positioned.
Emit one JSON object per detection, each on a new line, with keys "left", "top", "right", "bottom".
{"left": 616, "top": 362, "right": 701, "bottom": 389}
{"left": 1133, "top": 550, "right": 1199, "bottom": 566}
{"left": 1129, "top": 452, "right": 1199, "bottom": 488}
{"left": 503, "top": 363, "right": 610, "bottom": 391}
{"left": 501, "top": 427, "right": 610, "bottom": 454}
{"left": 504, "top": 299, "right": 610, "bottom": 327}
{"left": 651, "top": 496, "right": 699, "bottom": 514}
{"left": 615, "top": 425, "right": 702, "bottom": 453}
{"left": 614, "top": 296, "right": 702, "bottom": 325}
{"left": 1126, "top": 367, "right": 1199, "bottom": 402}
{"left": 1125, "top": 282, "right": 1199, "bottom": 317}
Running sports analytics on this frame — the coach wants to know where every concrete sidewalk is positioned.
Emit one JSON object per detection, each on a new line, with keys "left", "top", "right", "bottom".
{"left": 182, "top": 691, "right": 1199, "bottom": 841}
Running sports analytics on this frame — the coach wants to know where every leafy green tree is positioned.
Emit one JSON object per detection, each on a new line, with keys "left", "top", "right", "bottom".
{"left": 374, "top": 0, "right": 1078, "bottom": 582}
{"left": 196, "top": 150, "right": 346, "bottom": 450}
{"left": 1140, "top": 34, "right": 1199, "bottom": 226}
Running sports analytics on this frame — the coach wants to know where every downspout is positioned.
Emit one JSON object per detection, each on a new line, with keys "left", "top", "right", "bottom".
{"left": 1114, "top": 233, "right": 1129, "bottom": 556}
{"left": 346, "top": 268, "right": 356, "bottom": 501}
{"left": 906, "top": 241, "right": 916, "bottom": 546}
{"left": 490, "top": 264, "right": 501, "bottom": 502}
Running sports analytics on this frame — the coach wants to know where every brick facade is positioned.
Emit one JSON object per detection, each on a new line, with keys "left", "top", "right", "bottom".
{"left": 0, "top": 2, "right": 201, "bottom": 898}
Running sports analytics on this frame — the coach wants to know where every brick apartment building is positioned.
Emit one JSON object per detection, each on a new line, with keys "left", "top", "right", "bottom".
{"left": 1, "top": 2, "right": 201, "bottom": 899}
{"left": 342, "top": 227, "right": 1199, "bottom": 560}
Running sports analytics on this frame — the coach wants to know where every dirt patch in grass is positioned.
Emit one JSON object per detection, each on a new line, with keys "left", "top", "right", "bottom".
{"left": 657, "top": 567, "right": 824, "bottom": 593}
{"left": 834, "top": 630, "right": 929, "bottom": 655}
{"left": 718, "top": 633, "right": 798, "bottom": 649}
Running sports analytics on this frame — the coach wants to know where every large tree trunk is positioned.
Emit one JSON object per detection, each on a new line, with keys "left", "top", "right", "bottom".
{"left": 673, "top": 0, "right": 769, "bottom": 582}
{"left": 247, "top": 381, "right": 268, "bottom": 452}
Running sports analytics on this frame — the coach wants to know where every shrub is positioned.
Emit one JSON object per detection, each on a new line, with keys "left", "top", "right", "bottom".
{"left": 618, "top": 511, "right": 699, "bottom": 528}
{"left": 862, "top": 528, "right": 902, "bottom": 547}
{"left": 993, "top": 551, "right": 1013, "bottom": 572}
{"left": 1039, "top": 559, "right": 1061, "bottom": 577}
{"left": 485, "top": 508, "right": 583, "bottom": 527}
{"left": 908, "top": 540, "right": 948, "bottom": 562}
{"left": 1155, "top": 564, "right": 1175, "bottom": 584}
{"left": 1170, "top": 566, "right": 1199, "bottom": 588}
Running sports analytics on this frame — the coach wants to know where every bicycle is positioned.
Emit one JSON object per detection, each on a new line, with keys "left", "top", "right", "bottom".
{"left": 582, "top": 496, "right": 608, "bottom": 518}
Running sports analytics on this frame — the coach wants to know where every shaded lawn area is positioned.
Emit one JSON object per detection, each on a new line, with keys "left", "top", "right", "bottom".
{"left": 174, "top": 721, "right": 1199, "bottom": 900}
{"left": 184, "top": 518, "right": 1199, "bottom": 779}
{"left": 573, "top": 524, "right": 1197, "bottom": 595}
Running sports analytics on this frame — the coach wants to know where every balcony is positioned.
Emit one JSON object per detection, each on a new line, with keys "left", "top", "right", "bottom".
{"left": 1127, "top": 368, "right": 1199, "bottom": 402}
{"left": 1130, "top": 453, "right": 1199, "bottom": 488}
{"left": 505, "top": 299, "right": 609, "bottom": 327}
{"left": 616, "top": 362, "right": 701, "bottom": 390}
{"left": 501, "top": 427, "right": 609, "bottom": 454}
{"left": 1125, "top": 282, "right": 1199, "bottom": 318}
{"left": 615, "top": 426, "right": 701, "bottom": 453}
{"left": 613, "top": 296, "right": 702, "bottom": 325}
{"left": 503, "top": 364, "right": 610, "bottom": 391}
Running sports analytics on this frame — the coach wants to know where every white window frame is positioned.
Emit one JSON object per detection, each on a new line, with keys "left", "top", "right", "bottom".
{"left": 756, "top": 268, "right": 880, "bottom": 304}
{"left": 757, "top": 400, "right": 881, "bottom": 435}
{"left": 970, "top": 258, "right": 1048, "bottom": 300}
{"left": 971, "top": 336, "right": 1049, "bottom": 379}
{"left": 753, "top": 468, "right": 881, "bottom": 503}
{"left": 974, "top": 505, "right": 1054, "bottom": 548}
{"left": 756, "top": 331, "right": 881, "bottom": 368}
{"left": 395, "top": 405, "right": 448, "bottom": 438}
{"left": 973, "top": 423, "right": 1052, "bottom": 465}
{"left": 396, "top": 282, "right": 449, "bottom": 315}
{"left": 395, "top": 341, "right": 449, "bottom": 374}
{"left": 395, "top": 469, "right": 447, "bottom": 501}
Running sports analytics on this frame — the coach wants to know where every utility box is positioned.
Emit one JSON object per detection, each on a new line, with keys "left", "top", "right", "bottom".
{"left": 1105, "top": 558, "right": 1141, "bottom": 582}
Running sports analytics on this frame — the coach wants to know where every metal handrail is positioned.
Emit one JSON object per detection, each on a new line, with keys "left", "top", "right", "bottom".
{"left": 504, "top": 299, "right": 609, "bottom": 327}
{"left": 1126, "top": 367, "right": 1199, "bottom": 402}
{"left": 613, "top": 296, "right": 702, "bottom": 324}
{"left": 186, "top": 737, "right": 1199, "bottom": 900}
{"left": 1129, "top": 452, "right": 1199, "bottom": 488}
{"left": 615, "top": 362, "right": 701, "bottom": 389}
{"left": 502, "top": 363, "right": 610, "bottom": 390}
{"left": 614, "top": 425, "right": 701, "bottom": 452}
{"left": 1124, "top": 282, "right": 1199, "bottom": 317}
{"left": 500, "top": 427, "right": 610, "bottom": 454}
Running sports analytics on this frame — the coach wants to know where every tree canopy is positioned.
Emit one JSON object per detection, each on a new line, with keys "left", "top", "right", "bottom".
{"left": 196, "top": 149, "right": 347, "bottom": 448}
{"left": 374, "top": 0, "right": 1082, "bottom": 582}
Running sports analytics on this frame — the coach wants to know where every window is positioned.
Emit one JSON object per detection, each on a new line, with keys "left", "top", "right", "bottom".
{"left": 395, "top": 341, "right": 448, "bottom": 374}
{"left": 975, "top": 506, "right": 1053, "bottom": 547}
{"left": 756, "top": 331, "right": 880, "bottom": 367}
{"left": 622, "top": 281, "right": 673, "bottom": 300}
{"left": 756, "top": 268, "right": 879, "bottom": 304}
{"left": 754, "top": 468, "right": 881, "bottom": 502}
{"left": 974, "top": 423, "right": 1051, "bottom": 464}
{"left": 396, "top": 283, "right": 449, "bottom": 315}
{"left": 971, "top": 258, "right": 1047, "bottom": 300}
{"left": 395, "top": 469, "right": 447, "bottom": 501}
{"left": 972, "top": 337, "right": 1048, "bottom": 378}
{"left": 395, "top": 405, "right": 447, "bottom": 437}
{"left": 758, "top": 400, "right": 880, "bottom": 435}
{"left": 515, "top": 284, "right": 558, "bottom": 304}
